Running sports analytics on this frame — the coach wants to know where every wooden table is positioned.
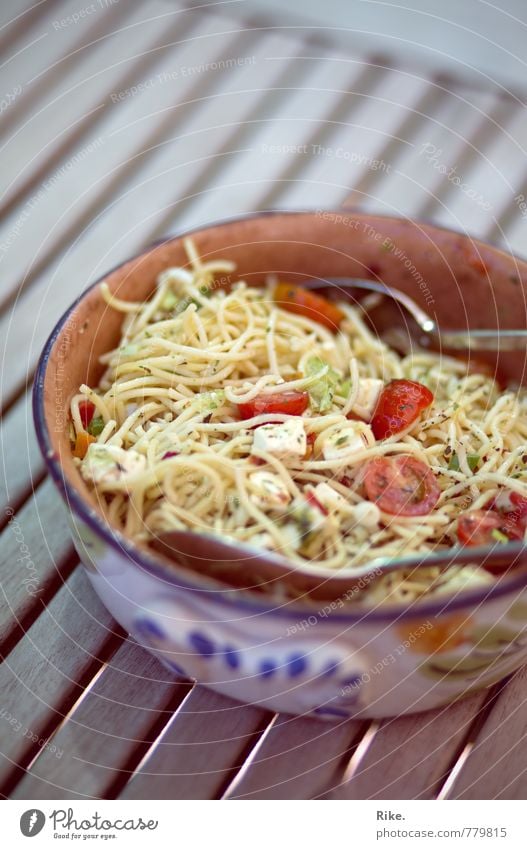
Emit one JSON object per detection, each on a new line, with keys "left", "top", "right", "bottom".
{"left": 2, "top": 0, "right": 527, "bottom": 800}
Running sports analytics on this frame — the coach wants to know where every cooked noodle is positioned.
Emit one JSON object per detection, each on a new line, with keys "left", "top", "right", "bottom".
{"left": 70, "top": 240, "right": 527, "bottom": 603}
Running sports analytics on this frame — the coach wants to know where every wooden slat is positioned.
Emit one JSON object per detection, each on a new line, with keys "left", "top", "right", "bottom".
{"left": 324, "top": 694, "right": 486, "bottom": 799}
{"left": 0, "top": 389, "right": 46, "bottom": 522}
{"left": 276, "top": 61, "right": 436, "bottom": 212}
{"left": 0, "top": 0, "right": 130, "bottom": 151}
{"left": 359, "top": 88, "right": 503, "bottom": 218}
{"left": 447, "top": 666, "right": 527, "bottom": 799}
{"left": 120, "top": 686, "right": 269, "bottom": 800}
{"left": 160, "top": 50, "right": 379, "bottom": 231}
{"left": 0, "top": 567, "right": 120, "bottom": 793}
{"left": 11, "top": 641, "right": 190, "bottom": 799}
{"left": 0, "top": 0, "right": 54, "bottom": 67}
{"left": 0, "top": 478, "right": 76, "bottom": 650}
{"left": 223, "top": 713, "right": 365, "bottom": 799}
{"left": 426, "top": 102, "right": 527, "bottom": 238}
{"left": 496, "top": 206, "right": 527, "bottom": 261}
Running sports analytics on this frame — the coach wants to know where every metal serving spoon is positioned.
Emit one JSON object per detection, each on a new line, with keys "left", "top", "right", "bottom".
{"left": 303, "top": 277, "right": 527, "bottom": 351}
{"left": 153, "top": 528, "right": 527, "bottom": 600}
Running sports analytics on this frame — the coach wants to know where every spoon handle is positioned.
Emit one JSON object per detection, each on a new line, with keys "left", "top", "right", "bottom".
{"left": 305, "top": 278, "right": 527, "bottom": 352}
{"left": 436, "top": 329, "right": 527, "bottom": 351}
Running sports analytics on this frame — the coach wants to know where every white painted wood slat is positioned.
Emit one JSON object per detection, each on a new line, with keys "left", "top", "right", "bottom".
{"left": 11, "top": 641, "right": 190, "bottom": 799}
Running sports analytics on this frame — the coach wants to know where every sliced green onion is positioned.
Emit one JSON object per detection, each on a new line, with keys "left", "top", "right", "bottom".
{"left": 448, "top": 453, "right": 480, "bottom": 473}
{"left": 491, "top": 529, "right": 509, "bottom": 544}
{"left": 303, "top": 356, "right": 340, "bottom": 413}
{"left": 160, "top": 290, "right": 178, "bottom": 311}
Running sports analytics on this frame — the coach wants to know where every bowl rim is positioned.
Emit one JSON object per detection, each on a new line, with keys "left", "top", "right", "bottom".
{"left": 33, "top": 208, "right": 527, "bottom": 623}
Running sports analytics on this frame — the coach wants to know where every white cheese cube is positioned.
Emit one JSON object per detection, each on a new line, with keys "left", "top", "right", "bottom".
{"left": 81, "top": 443, "right": 146, "bottom": 484}
{"left": 312, "top": 482, "right": 348, "bottom": 511}
{"left": 280, "top": 522, "right": 303, "bottom": 551}
{"left": 351, "top": 501, "right": 381, "bottom": 530}
{"left": 350, "top": 378, "right": 384, "bottom": 420}
{"left": 251, "top": 418, "right": 306, "bottom": 459}
{"left": 247, "top": 531, "right": 275, "bottom": 550}
{"left": 321, "top": 423, "right": 373, "bottom": 461}
{"left": 248, "top": 471, "right": 292, "bottom": 509}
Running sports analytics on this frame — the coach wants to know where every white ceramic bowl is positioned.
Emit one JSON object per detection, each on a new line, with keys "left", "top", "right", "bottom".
{"left": 34, "top": 211, "right": 527, "bottom": 719}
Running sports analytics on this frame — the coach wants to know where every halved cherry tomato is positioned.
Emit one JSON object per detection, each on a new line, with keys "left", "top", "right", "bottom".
{"left": 457, "top": 511, "right": 505, "bottom": 546}
{"left": 274, "top": 282, "right": 345, "bottom": 332}
{"left": 506, "top": 493, "right": 527, "bottom": 538}
{"left": 493, "top": 490, "right": 527, "bottom": 518}
{"left": 363, "top": 455, "right": 440, "bottom": 516}
{"left": 249, "top": 456, "right": 265, "bottom": 466}
{"left": 371, "top": 379, "right": 433, "bottom": 440}
{"left": 237, "top": 390, "right": 309, "bottom": 419}
{"left": 488, "top": 491, "right": 527, "bottom": 541}
{"left": 78, "top": 400, "right": 95, "bottom": 429}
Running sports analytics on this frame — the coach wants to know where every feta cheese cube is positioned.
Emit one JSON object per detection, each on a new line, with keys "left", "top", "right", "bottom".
{"left": 350, "top": 378, "right": 384, "bottom": 420}
{"left": 280, "top": 522, "right": 303, "bottom": 551}
{"left": 251, "top": 418, "right": 306, "bottom": 459}
{"left": 351, "top": 501, "right": 381, "bottom": 530}
{"left": 247, "top": 531, "right": 274, "bottom": 551}
{"left": 248, "top": 471, "right": 292, "bottom": 509}
{"left": 321, "top": 423, "right": 373, "bottom": 461}
{"left": 312, "top": 482, "right": 348, "bottom": 511}
{"left": 81, "top": 443, "right": 146, "bottom": 484}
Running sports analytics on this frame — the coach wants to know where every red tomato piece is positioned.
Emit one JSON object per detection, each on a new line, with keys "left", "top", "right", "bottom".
{"left": 457, "top": 511, "right": 504, "bottom": 546}
{"left": 371, "top": 379, "right": 433, "bottom": 440}
{"left": 363, "top": 455, "right": 440, "bottom": 516}
{"left": 78, "top": 400, "right": 95, "bottom": 429}
{"left": 306, "top": 490, "right": 329, "bottom": 516}
{"left": 237, "top": 390, "right": 309, "bottom": 420}
{"left": 491, "top": 491, "right": 527, "bottom": 541}
{"left": 303, "top": 431, "right": 317, "bottom": 459}
{"left": 249, "top": 456, "right": 265, "bottom": 466}
{"left": 274, "top": 282, "right": 345, "bottom": 332}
